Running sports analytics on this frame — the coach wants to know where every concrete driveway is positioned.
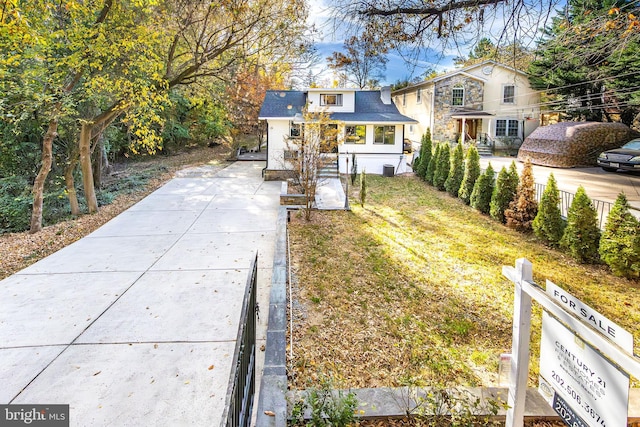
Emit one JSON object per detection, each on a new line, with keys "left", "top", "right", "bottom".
{"left": 479, "top": 156, "right": 640, "bottom": 213}
{"left": 0, "top": 161, "right": 279, "bottom": 426}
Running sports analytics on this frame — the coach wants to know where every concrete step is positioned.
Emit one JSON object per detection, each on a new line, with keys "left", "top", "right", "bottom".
{"left": 476, "top": 145, "right": 493, "bottom": 156}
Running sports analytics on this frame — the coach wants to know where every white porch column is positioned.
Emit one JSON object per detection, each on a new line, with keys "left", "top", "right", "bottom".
{"left": 461, "top": 118, "right": 466, "bottom": 144}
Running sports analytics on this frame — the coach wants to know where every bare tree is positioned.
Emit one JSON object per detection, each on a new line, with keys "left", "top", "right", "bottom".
{"left": 327, "top": 36, "right": 388, "bottom": 89}
{"left": 328, "top": 0, "right": 562, "bottom": 61}
{"left": 284, "top": 108, "right": 339, "bottom": 220}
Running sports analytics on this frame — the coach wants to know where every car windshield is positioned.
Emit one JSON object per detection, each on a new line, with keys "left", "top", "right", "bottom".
{"left": 622, "top": 139, "right": 640, "bottom": 150}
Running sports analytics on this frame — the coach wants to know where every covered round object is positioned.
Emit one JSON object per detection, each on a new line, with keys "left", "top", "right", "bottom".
{"left": 517, "top": 122, "right": 638, "bottom": 167}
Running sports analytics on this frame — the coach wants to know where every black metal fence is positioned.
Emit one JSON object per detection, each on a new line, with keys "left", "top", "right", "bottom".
{"left": 534, "top": 183, "right": 613, "bottom": 229}
{"left": 221, "top": 252, "right": 258, "bottom": 427}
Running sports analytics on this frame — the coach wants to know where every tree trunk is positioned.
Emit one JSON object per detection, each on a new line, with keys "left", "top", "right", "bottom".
{"left": 93, "top": 136, "right": 103, "bottom": 190}
{"left": 64, "top": 148, "right": 80, "bottom": 216}
{"left": 29, "top": 118, "right": 58, "bottom": 233}
{"left": 80, "top": 122, "right": 99, "bottom": 213}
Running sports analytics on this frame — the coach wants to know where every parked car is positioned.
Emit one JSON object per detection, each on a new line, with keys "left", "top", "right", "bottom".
{"left": 597, "top": 138, "right": 640, "bottom": 172}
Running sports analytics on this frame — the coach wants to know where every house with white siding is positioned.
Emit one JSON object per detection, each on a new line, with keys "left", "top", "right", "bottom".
{"left": 393, "top": 60, "right": 540, "bottom": 152}
{"left": 258, "top": 87, "right": 417, "bottom": 179}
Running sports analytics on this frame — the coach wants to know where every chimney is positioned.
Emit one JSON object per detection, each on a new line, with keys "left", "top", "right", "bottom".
{"left": 380, "top": 86, "right": 391, "bottom": 105}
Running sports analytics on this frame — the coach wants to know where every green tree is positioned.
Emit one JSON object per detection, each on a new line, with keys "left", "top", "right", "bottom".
{"left": 415, "top": 129, "right": 432, "bottom": 179}
{"left": 470, "top": 163, "right": 495, "bottom": 214}
{"left": 425, "top": 143, "right": 440, "bottom": 185}
{"left": 561, "top": 186, "right": 601, "bottom": 263}
{"left": 528, "top": 0, "right": 640, "bottom": 125}
{"left": 505, "top": 159, "right": 538, "bottom": 232}
{"left": 458, "top": 146, "right": 480, "bottom": 204}
{"left": 532, "top": 174, "right": 565, "bottom": 246}
{"left": 599, "top": 193, "right": 640, "bottom": 278}
{"left": 433, "top": 143, "right": 450, "bottom": 191}
{"left": 445, "top": 143, "right": 464, "bottom": 197}
{"left": 490, "top": 162, "right": 519, "bottom": 223}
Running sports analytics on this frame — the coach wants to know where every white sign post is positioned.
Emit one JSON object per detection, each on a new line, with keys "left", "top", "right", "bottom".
{"left": 502, "top": 258, "right": 640, "bottom": 427}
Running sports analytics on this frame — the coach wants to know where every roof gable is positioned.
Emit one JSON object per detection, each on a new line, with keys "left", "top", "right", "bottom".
{"left": 392, "top": 60, "right": 528, "bottom": 95}
{"left": 259, "top": 89, "right": 417, "bottom": 123}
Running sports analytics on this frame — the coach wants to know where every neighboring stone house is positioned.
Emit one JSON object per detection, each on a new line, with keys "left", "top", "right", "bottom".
{"left": 393, "top": 60, "right": 541, "bottom": 150}
{"left": 258, "top": 87, "right": 417, "bottom": 179}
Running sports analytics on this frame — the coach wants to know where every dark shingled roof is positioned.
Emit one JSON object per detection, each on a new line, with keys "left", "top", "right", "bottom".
{"left": 258, "top": 91, "right": 306, "bottom": 119}
{"left": 259, "top": 90, "right": 417, "bottom": 123}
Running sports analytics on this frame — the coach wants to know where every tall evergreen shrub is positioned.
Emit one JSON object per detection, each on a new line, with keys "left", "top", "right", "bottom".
{"left": 490, "top": 162, "right": 519, "bottom": 223}
{"left": 425, "top": 143, "right": 439, "bottom": 185}
{"left": 360, "top": 168, "right": 367, "bottom": 207}
{"left": 599, "top": 193, "right": 640, "bottom": 278}
{"left": 505, "top": 159, "right": 538, "bottom": 232}
{"left": 445, "top": 143, "right": 465, "bottom": 197}
{"left": 532, "top": 173, "right": 564, "bottom": 246}
{"left": 433, "top": 143, "right": 450, "bottom": 191}
{"left": 470, "top": 163, "right": 495, "bottom": 214}
{"left": 560, "top": 186, "right": 601, "bottom": 263}
{"left": 458, "top": 146, "right": 480, "bottom": 204}
{"left": 415, "top": 129, "right": 432, "bottom": 179}
{"left": 350, "top": 152, "right": 357, "bottom": 185}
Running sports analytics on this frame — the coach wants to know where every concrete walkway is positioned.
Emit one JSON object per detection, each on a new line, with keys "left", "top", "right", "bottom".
{"left": 0, "top": 161, "right": 279, "bottom": 426}
{"left": 315, "top": 178, "right": 347, "bottom": 210}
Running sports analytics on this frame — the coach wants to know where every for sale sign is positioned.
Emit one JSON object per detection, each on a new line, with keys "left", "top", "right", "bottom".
{"left": 539, "top": 312, "right": 630, "bottom": 427}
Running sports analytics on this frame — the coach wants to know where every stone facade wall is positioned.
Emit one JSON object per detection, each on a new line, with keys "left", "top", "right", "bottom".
{"left": 518, "top": 121, "right": 638, "bottom": 167}
{"left": 433, "top": 76, "right": 484, "bottom": 143}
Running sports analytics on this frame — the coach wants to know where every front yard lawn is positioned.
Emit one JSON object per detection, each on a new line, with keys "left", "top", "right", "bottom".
{"left": 288, "top": 174, "right": 639, "bottom": 390}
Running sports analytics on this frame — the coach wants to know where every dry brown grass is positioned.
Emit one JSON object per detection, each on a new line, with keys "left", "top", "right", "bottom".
{"left": 288, "top": 174, "right": 640, "bottom": 391}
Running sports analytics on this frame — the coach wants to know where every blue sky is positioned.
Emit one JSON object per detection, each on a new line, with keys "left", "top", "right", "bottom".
{"left": 306, "top": 0, "right": 554, "bottom": 86}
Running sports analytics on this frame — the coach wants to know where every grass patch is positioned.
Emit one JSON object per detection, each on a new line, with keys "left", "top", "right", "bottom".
{"left": 288, "top": 175, "right": 639, "bottom": 390}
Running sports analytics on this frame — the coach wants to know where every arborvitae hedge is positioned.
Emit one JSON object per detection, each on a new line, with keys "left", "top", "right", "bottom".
{"left": 458, "top": 146, "right": 480, "bottom": 204}
{"left": 560, "top": 186, "right": 601, "bottom": 263}
{"left": 490, "top": 162, "right": 519, "bottom": 223}
{"left": 505, "top": 159, "right": 538, "bottom": 232}
{"left": 599, "top": 193, "right": 640, "bottom": 278}
{"left": 425, "top": 143, "right": 439, "bottom": 185}
{"left": 445, "top": 143, "right": 465, "bottom": 197}
{"left": 470, "top": 163, "right": 495, "bottom": 214}
{"left": 532, "top": 173, "right": 565, "bottom": 246}
{"left": 415, "top": 129, "right": 432, "bottom": 179}
{"left": 433, "top": 143, "right": 450, "bottom": 191}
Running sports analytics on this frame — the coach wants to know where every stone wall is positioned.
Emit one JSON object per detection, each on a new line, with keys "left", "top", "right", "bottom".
{"left": 433, "top": 76, "right": 484, "bottom": 143}
{"left": 518, "top": 121, "right": 639, "bottom": 167}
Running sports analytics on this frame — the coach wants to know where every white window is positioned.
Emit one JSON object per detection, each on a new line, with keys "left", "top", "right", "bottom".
{"left": 452, "top": 88, "right": 464, "bottom": 106}
{"left": 503, "top": 85, "right": 515, "bottom": 104}
{"left": 374, "top": 125, "right": 396, "bottom": 145}
{"left": 345, "top": 125, "right": 366, "bottom": 144}
{"left": 496, "top": 119, "right": 519, "bottom": 137}
{"left": 416, "top": 89, "right": 422, "bottom": 104}
{"left": 320, "top": 93, "right": 343, "bottom": 106}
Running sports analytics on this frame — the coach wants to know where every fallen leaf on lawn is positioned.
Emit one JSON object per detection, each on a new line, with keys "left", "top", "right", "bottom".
{"left": 264, "top": 410, "right": 275, "bottom": 416}
{"left": 208, "top": 365, "right": 214, "bottom": 370}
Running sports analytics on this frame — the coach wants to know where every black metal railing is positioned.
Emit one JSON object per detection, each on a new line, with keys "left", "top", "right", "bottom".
{"left": 221, "top": 252, "right": 258, "bottom": 427}
{"left": 534, "top": 183, "right": 613, "bottom": 229}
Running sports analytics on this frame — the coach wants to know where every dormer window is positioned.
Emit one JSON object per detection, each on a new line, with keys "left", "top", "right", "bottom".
{"left": 320, "top": 94, "right": 343, "bottom": 106}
